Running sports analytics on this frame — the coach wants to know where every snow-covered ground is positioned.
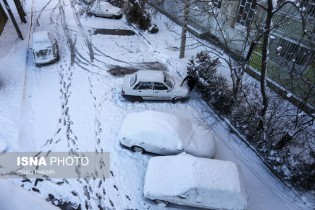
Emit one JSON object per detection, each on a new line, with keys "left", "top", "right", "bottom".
{"left": 0, "top": 0, "right": 313, "bottom": 209}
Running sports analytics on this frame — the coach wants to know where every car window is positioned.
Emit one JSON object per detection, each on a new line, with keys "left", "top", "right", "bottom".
{"left": 154, "top": 82, "right": 169, "bottom": 90}
{"left": 165, "top": 80, "right": 173, "bottom": 88}
{"left": 137, "top": 82, "right": 153, "bottom": 90}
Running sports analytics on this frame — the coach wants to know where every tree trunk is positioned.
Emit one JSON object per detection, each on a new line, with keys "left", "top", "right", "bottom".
{"left": 179, "top": 0, "right": 189, "bottom": 59}
{"left": 2, "top": 0, "right": 23, "bottom": 40}
{"left": 14, "top": 0, "right": 26, "bottom": 23}
{"left": 258, "top": 0, "right": 273, "bottom": 130}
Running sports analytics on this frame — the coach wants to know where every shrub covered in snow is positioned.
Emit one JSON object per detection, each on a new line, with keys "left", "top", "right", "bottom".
{"left": 125, "top": 0, "right": 151, "bottom": 31}
{"left": 188, "top": 51, "right": 315, "bottom": 198}
{"left": 187, "top": 51, "right": 234, "bottom": 115}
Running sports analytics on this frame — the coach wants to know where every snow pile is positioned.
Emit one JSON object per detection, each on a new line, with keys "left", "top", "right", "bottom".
{"left": 144, "top": 153, "right": 247, "bottom": 210}
{"left": 0, "top": 180, "right": 59, "bottom": 210}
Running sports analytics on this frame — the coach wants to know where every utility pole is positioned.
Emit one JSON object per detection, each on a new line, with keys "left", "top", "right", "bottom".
{"left": 2, "top": 0, "right": 23, "bottom": 40}
{"left": 179, "top": 0, "right": 189, "bottom": 59}
{"left": 14, "top": 0, "right": 27, "bottom": 23}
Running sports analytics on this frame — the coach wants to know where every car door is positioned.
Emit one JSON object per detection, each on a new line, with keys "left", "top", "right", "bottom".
{"left": 135, "top": 82, "right": 153, "bottom": 99}
{"left": 153, "top": 82, "right": 172, "bottom": 100}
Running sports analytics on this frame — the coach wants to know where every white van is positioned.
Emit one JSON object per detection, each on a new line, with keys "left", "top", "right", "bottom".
{"left": 143, "top": 153, "right": 247, "bottom": 210}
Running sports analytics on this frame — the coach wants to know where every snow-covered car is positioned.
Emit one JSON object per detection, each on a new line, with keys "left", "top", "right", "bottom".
{"left": 122, "top": 70, "right": 190, "bottom": 102}
{"left": 119, "top": 110, "right": 215, "bottom": 158}
{"left": 144, "top": 153, "right": 247, "bottom": 210}
{"left": 32, "top": 31, "right": 59, "bottom": 65}
{"left": 87, "top": 2, "right": 122, "bottom": 19}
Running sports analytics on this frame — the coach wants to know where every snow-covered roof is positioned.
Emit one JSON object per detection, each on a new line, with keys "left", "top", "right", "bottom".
{"left": 135, "top": 70, "right": 165, "bottom": 83}
{"left": 33, "top": 31, "right": 50, "bottom": 43}
{"left": 144, "top": 153, "right": 247, "bottom": 209}
{"left": 120, "top": 110, "right": 193, "bottom": 148}
{"left": 32, "top": 31, "right": 53, "bottom": 50}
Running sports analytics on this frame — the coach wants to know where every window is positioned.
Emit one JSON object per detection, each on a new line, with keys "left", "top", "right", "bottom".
{"left": 154, "top": 82, "right": 169, "bottom": 90}
{"left": 137, "top": 82, "right": 153, "bottom": 90}
{"left": 236, "top": 0, "right": 257, "bottom": 27}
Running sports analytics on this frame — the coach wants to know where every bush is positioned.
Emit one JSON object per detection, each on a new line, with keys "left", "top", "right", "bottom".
{"left": 187, "top": 51, "right": 234, "bottom": 115}
{"left": 125, "top": 0, "right": 151, "bottom": 31}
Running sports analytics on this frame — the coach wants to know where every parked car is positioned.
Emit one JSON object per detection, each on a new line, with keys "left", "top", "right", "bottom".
{"left": 143, "top": 153, "right": 247, "bottom": 210}
{"left": 122, "top": 70, "right": 190, "bottom": 102}
{"left": 119, "top": 110, "right": 215, "bottom": 158}
{"left": 32, "top": 31, "right": 59, "bottom": 65}
{"left": 87, "top": 2, "right": 122, "bottom": 19}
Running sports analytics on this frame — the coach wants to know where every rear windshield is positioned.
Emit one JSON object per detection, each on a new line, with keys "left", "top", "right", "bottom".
{"left": 130, "top": 75, "right": 137, "bottom": 86}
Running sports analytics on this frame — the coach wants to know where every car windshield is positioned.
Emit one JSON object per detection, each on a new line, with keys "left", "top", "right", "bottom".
{"left": 35, "top": 48, "right": 52, "bottom": 58}
{"left": 130, "top": 75, "right": 137, "bottom": 86}
{"left": 164, "top": 73, "right": 174, "bottom": 88}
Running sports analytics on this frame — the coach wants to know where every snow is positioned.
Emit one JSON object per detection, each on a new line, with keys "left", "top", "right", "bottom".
{"left": 144, "top": 153, "right": 247, "bottom": 210}
{"left": 0, "top": 179, "right": 59, "bottom": 210}
{"left": 0, "top": 0, "right": 313, "bottom": 209}
{"left": 32, "top": 31, "right": 52, "bottom": 50}
{"left": 120, "top": 110, "right": 192, "bottom": 148}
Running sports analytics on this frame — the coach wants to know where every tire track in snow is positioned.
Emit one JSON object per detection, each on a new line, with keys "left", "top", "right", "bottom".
{"left": 58, "top": 0, "right": 76, "bottom": 65}
{"left": 70, "top": 2, "right": 94, "bottom": 63}
{"left": 35, "top": 0, "right": 53, "bottom": 26}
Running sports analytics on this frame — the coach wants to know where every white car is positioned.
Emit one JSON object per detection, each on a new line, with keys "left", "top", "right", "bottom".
{"left": 32, "top": 31, "right": 59, "bottom": 65}
{"left": 122, "top": 70, "right": 190, "bottom": 102}
{"left": 144, "top": 153, "right": 247, "bottom": 210}
{"left": 87, "top": 2, "right": 122, "bottom": 19}
{"left": 119, "top": 110, "right": 215, "bottom": 158}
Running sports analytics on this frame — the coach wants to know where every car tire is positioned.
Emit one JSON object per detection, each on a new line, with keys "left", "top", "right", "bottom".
{"left": 132, "top": 96, "right": 143, "bottom": 103}
{"left": 172, "top": 97, "right": 183, "bottom": 103}
{"left": 154, "top": 199, "right": 168, "bottom": 206}
{"left": 131, "top": 146, "right": 145, "bottom": 153}
{"left": 87, "top": 13, "right": 92, "bottom": 17}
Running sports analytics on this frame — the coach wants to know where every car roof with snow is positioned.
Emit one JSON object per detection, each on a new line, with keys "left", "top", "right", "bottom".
{"left": 120, "top": 110, "right": 193, "bottom": 147}
{"left": 33, "top": 31, "right": 50, "bottom": 43}
{"left": 135, "top": 70, "right": 165, "bottom": 83}
{"left": 144, "top": 153, "right": 247, "bottom": 209}
{"left": 32, "top": 31, "right": 54, "bottom": 50}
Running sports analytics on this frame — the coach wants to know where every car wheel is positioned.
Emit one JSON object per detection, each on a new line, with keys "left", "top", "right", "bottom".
{"left": 131, "top": 146, "right": 145, "bottom": 153}
{"left": 155, "top": 199, "right": 168, "bottom": 206}
{"left": 132, "top": 96, "right": 142, "bottom": 103}
{"left": 172, "top": 97, "right": 183, "bottom": 103}
{"left": 87, "top": 13, "right": 92, "bottom": 17}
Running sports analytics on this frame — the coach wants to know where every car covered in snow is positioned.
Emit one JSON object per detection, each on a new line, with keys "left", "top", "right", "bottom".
{"left": 143, "top": 153, "right": 247, "bottom": 210}
{"left": 87, "top": 2, "right": 122, "bottom": 19}
{"left": 119, "top": 110, "right": 215, "bottom": 158}
{"left": 122, "top": 70, "right": 190, "bottom": 102}
{"left": 32, "top": 31, "right": 59, "bottom": 65}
